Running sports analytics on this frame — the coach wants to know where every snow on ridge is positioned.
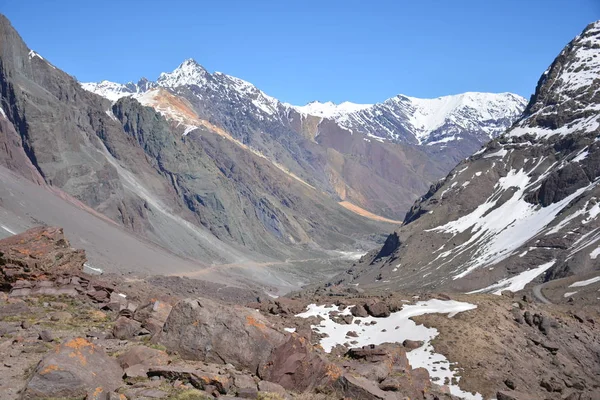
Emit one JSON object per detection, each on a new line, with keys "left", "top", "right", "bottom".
{"left": 291, "top": 100, "right": 373, "bottom": 119}
{"left": 216, "top": 72, "right": 280, "bottom": 116}
{"left": 81, "top": 81, "right": 139, "bottom": 102}
{"left": 296, "top": 300, "right": 481, "bottom": 400}
{"left": 508, "top": 21, "right": 600, "bottom": 140}
{"left": 292, "top": 92, "right": 526, "bottom": 144}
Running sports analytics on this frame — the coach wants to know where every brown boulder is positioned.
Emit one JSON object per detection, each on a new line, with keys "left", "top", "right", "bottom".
{"left": 350, "top": 304, "right": 369, "bottom": 317}
{"left": 365, "top": 302, "right": 391, "bottom": 318}
{"left": 22, "top": 337, "right": 123, "bottom": 399}
{"left": 112, "top": 316, "right": 142, "bottom": 339}
{"left": 402, "top": 339, "right": 424, "bottom": 350}
{"left": 257, "top": 380, "right": 288, "bottom": 397}
{"left": 118, "top": 345, "right": 170, "bottom": 379}
{"left": 133, "top": 300, "right": 173, "bottom": 336}
{"left": 157, "top": 298, "right": 286, "bottom": 372}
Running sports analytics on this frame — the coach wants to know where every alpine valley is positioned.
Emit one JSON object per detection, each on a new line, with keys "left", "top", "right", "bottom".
{"left": 0, "top": 10, "right": 598, "bottom": 400}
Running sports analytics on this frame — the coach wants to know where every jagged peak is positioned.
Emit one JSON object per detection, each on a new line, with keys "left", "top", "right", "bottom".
{"left": 157, "top": 58, "right": 209, "bottom": 88}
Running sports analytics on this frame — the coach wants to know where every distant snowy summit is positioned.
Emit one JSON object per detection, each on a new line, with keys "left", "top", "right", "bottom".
{"left": 290, "top": 93, "right": 527, "bottom": 146}
{"left": 81, "top": 58, "right": 526, "bottom": 147}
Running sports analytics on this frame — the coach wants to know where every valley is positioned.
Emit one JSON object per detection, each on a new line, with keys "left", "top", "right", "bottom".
{"left": 0, "top": 8, "right": 598, "bottom": 400}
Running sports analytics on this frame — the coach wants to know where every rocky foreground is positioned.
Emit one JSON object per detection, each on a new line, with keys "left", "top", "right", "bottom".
{"left": 0, "top": 227, "right": 599, "bottom": 400}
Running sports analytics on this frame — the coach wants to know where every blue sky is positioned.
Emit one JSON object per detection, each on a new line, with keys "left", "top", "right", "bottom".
{"left": 2, "top": 0, "right": 599, "bottom": 104}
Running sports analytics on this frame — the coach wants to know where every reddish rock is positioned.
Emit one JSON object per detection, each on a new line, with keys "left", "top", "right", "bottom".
{"left": 148, "top": 363, "right": 231, "bottom": 394}
{"left": 0, "top": 226, "right": 86, "bottom": 285}
{"left": 260, "top": 334, "right": 338, "bottom": 392}
{"left": 350, "top": 304, "right": 369, "bottom": 318}
{"left": 402, "top": 339, "right": 424, "bottom": 350}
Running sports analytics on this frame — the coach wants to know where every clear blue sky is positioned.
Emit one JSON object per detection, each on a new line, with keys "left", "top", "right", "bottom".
{"left": 2, "top": 0, "right": 599, "bottom": 104}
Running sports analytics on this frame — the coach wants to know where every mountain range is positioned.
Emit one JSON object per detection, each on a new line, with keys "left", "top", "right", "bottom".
{"left": 0, "top": 10, "right": 599, "bottom": 400}
{"left": 0, "top": 11, "right": 527, "bottom": 291}
{"left": 81, "top": 60, "right": 526, "bottom": 221}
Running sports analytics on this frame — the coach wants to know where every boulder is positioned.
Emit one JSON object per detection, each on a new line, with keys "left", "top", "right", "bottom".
{"left": 148, "top": 363, "right": 231, "bottom": 394}
{"left": 118, "top": 345, "right": 170, "bottom": 379}
{"left": 365, "top": 302, "right": 391, "bottom": 318}
{"left": 157, "top": 298, "right": 286, "bottom": 372}
{"left": 402, "top": 339, "right": 424, "bottom": 350}
{"left": 133, "top": 300, "right": 173, "bottom": 336}
{"left": 257, "top": 381, "right": 288, "bottom": 397}
{"left": 350, "top": 304, "right": 369, "bottom": 317}
{"left": 22, "top": 337, "right": 123, "bottom": 399}
{"left": 112, "top": 316, "right": 142, "bottom": 340}
{"left": 38, "top": 330, "right": 54, "bottom": 342}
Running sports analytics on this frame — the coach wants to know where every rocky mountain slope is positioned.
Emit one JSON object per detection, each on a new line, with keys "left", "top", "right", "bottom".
{"left": 335, "top": 21, "right": 600, "bottom": 295}
{"left": 0, "top": 13, "right": 395, "bottom": 287}
{"left": 82, "top": 61, "right": 526, "bottom": 220}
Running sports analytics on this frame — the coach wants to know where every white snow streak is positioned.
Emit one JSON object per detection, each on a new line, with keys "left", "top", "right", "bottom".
{"left": 468, "top": 260, "right": 555, "bottom": 295}
{"left": 569, "top": 276, "right": 600, "bottom": 288}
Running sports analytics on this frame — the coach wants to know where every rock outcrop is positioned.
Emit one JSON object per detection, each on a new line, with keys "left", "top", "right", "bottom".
{"left": 0, "top": 226, "right": 85, "bottom": 287}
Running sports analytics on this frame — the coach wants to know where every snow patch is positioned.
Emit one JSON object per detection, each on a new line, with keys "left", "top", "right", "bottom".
{"left": 296, "top": 300, "right": 480, "bottom": 400}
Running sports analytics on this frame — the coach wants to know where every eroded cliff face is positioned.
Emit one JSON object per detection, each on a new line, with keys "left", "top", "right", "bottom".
{"left": 336, "top": 21, "right": 600, "bottom": 294}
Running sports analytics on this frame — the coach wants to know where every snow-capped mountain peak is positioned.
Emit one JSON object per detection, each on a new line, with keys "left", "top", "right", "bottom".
{"left": 80, "top": 59, "right": 526, "bottom": 150}
{"left": 156, "top": 58, "right": 209, "bottom": 88}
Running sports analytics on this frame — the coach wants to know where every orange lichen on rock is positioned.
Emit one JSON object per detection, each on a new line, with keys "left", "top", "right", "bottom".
{"left": 325, "top": 363, "right": 342, "bottom": 380}
{"left": 39, "top": 364, "right": 61, "bottom": 375}
{"left": 245, "top": 315, "right": 267, "bottom": 331}
{"left": 64, "top": 337, "right": 95, "bottom": 351}
{"left": 64, "top": 337, "right": 96, "bottom": 366}
{"left": 91, "top": 387, "right": 104, "bottom": 399}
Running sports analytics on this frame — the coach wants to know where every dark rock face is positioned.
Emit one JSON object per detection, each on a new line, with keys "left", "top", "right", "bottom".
{"left": 22, "top": 337, "right": 123, "bottom": 399}
{"left": 331, "top": 21, "right": 600, "bottom": 294}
